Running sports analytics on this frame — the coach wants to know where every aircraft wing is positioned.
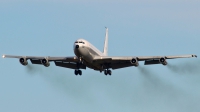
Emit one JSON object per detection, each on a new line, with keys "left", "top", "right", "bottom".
{"left": 2, "top": 55, "right": 78, "bottom": 61}
{"left": 2, "top": 55, "right": 86, "bottom": 69}
{"left": 137, "top": 55, "right": 197, "bottom": 61}
{"left": 93, "top": 54, "right": 197, "bottom": 69}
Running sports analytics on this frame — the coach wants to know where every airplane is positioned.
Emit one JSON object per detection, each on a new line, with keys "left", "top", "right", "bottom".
{"left": 2, "top": 28, "right": 197, "bottom": 76}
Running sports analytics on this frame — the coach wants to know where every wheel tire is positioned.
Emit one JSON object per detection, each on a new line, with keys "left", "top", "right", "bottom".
{"left": 79, "top": 70, "right": 82, "bottom": 76}
{"left": 75, "top": 70, "right": 78, "bottom": 75}
{"left": 104, "top": 70, "right": 107, "bottom": 75}
{"left": 108, "top": 70, "right": 112, "bottom": 75}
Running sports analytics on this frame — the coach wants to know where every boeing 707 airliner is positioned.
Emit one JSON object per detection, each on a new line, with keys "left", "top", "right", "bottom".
{"left": 2, "top": 28, "right": 197, "bottom": 75}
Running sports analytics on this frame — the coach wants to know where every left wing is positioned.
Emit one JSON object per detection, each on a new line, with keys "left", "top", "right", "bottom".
{"left": 2, "top": 55, "right": 86, "bottom": 69}
{"left": 93, "top": 54, "right": 197, "bottom": 69}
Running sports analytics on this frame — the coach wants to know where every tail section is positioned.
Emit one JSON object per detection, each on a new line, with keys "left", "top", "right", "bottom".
{"left": 103, "top": 27, "right": 108, "bottom": 56}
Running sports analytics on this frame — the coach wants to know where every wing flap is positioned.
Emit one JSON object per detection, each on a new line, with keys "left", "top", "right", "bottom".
{"left": 48, "top": 56, "right": 79, "bottom": 62}
{"left": 93, "top": 58, "right": 112, "bottom": 63}
{"left": 54, "top": 61, "right": 86, "bottom": 69}
{"left": 144, "top": 60, "right": 160, "bottom": 65}
{"left": 30, "top": 59, "right": 42, "bottom": 64}
{"left": 111, "top": 63, "right": 134, "bottom": 69}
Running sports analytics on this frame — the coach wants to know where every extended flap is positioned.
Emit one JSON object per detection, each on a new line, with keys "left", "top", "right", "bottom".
{"left": 144, "top": 60, "right": 160, "bottom": 65}
{"left": 54, "top": 61, "right": 86, "bottom": 69}
{"left": 30, "top": 59, "right": 42, "bottom": 64}
{"left": 93, "top": 58, "right": 112, "bottom": 63}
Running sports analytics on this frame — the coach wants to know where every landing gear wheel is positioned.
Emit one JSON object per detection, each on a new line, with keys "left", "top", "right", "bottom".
{"left": 108, "top": 70, "right": 112, "bottom": 75}
{"left": 78, "top": 70, "right": 82, "bottom": 76}
{"left": 104, "top": 69, "right": 112, "bottom": 76}
{"left": 74, "top": 70, "right": 78, "bottom": 75}
{"left": 104, "top": 70, "right": 108, "bottom": 75}
{"left": 75, "top": 70, "right": 82, "bottom": 76}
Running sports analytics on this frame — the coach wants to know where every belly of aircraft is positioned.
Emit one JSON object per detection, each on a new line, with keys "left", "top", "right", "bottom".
{"left": 75, "top": 47, "right": 93, "bottom": 63}
{"left": 74, "top": 47, "right": 101, "bottom": 70}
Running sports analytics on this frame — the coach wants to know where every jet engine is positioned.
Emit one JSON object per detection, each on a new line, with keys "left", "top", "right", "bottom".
{"left": 130, "top": 58, "right": 139, "bottom": 66}
{"left": 19, "top": 58, "right": 28, "bottom": 66}
{"left": 41, "top": 58, "right": 50, "bottom": 67}
{"left": 159, "top": 57, "right": 167, "bottom": 65}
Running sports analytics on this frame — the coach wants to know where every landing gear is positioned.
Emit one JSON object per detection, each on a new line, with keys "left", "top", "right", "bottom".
{"left": 104, "top": 70, "right": 107, "bottom": 75}
{"left": 74, "top": 58, "right": 83, "bottom": 76}
{"left": 104, "top": 69, "right": 112, "bottom": 76}
{"left": 75, "top": 70, "right": 82, "bottom": 76}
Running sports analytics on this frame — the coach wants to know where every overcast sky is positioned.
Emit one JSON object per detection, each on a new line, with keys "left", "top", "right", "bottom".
{"left": 0, "top": 1, "right": 200, "bottom": 112}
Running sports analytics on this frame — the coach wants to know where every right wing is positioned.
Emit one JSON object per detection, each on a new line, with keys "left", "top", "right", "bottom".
{"left": 2, "top": 55, "right": 86, "bottom": 69}
{"left": 93, "top": 54, "right": 197, "bottom": 70}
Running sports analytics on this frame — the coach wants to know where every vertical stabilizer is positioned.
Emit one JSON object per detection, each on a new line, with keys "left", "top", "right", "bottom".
{"left": 103, "top": 27, "right": 108, "bottom": 56}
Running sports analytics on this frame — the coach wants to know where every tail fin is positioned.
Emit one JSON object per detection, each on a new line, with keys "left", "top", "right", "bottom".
{"left": 103, "top": 27, "right": 108, "bottom": 56}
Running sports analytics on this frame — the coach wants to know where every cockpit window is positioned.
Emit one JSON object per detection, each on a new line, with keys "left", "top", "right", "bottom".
{"left": 78, "top": 41, "right": 85, "bottom": 44}
{"left": 75, "top": 41, "right": 85, "bottom": 44}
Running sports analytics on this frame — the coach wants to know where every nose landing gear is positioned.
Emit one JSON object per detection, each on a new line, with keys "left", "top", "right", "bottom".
{"left": 104, "top": 69, "right": 112, "bottom": 76}
{"left": 75, "top": 69, "right": 82, "bottom": 76}
{"left": 74, "top": 57, "right": 83, "bottom": 76}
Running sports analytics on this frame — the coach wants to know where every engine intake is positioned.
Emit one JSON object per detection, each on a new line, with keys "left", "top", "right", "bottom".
{"left": 130, "top": 58, "right": 139, "bottom": 66}
{"left": 19, "top": 58, "right": 28, "bottom": 66}
{"left": 41, "top": 59, "right": 50, "bottom": 67}
{"left": 159, "top": 57, "right": 167, "bottom": 65}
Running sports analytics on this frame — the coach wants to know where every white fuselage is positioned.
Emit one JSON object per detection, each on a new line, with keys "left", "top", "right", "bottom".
{"left": 73, "top": 39, "right": 105, "bottom": 70}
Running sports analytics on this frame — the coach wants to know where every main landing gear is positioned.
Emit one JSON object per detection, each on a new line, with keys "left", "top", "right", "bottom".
{"left": 104, "top": 69, "right": 112, "bottom": 76}
{"left": 75, "top": 69, "right": 82, "bottom": 76}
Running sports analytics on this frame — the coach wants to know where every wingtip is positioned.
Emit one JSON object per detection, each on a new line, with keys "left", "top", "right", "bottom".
{"left": 2, "top": 55, "right": 5, "bottom": 58}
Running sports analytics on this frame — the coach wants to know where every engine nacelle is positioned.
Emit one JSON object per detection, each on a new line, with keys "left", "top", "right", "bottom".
{"left": 130, "top": 58, "right": 139, "bottom": 66}
{"left": 41, "top": 58, "right": 50, "bottom": 67}
{"left": 19, "top": 58, "right": 28, "bottom": 66}
{"left": 159, "top": 57, "right": 167, "bottom": 65}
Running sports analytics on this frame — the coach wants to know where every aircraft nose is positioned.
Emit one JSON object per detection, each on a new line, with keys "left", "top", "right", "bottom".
{"left": 76, "top": 45, "right": 79, "bottom": 49}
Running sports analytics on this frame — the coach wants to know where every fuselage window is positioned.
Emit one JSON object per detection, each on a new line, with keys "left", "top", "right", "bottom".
{"left": 75, "top": 41, "right": 78, "bottom": 43}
